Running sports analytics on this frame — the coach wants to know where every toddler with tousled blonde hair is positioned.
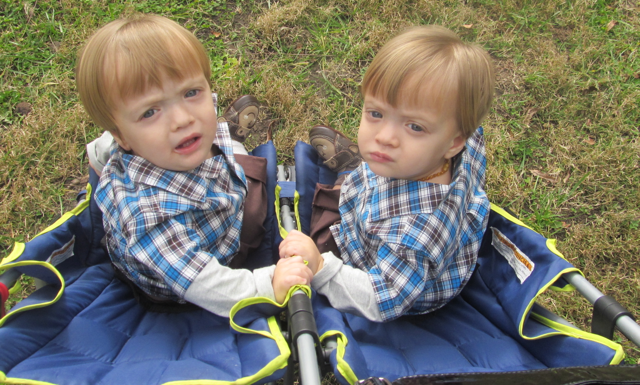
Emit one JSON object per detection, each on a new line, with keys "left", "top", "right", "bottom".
{"left": 79, "top": 14, "right": 312, "bottom": 314}
{"left": 280, "top": 25, "right": 495, "bottom": 322}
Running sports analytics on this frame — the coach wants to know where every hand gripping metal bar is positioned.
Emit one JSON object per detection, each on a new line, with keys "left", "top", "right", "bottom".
{"left": 277, "top": 164, "right": 322, "bottom": 385}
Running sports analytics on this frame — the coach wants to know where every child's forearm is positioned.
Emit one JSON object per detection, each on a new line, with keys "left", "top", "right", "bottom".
{"left": 184, "top": 258, "right": 276, "bottom": 317}
{"left": 312, "top": 251, "right": 383, "bottom": 322}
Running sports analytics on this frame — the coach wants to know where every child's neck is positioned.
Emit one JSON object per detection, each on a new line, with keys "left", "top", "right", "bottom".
{"left": 417, "top": 159, "right": 451, "bottom": 185}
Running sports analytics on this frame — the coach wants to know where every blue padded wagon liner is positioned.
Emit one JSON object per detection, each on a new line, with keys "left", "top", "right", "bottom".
{"left": 290, "top": 140, "right": 623, "bottom": 384}
{"left": 0, "top": 262, "right": 288, "bottom": 385}
{"left": 0, "top": 142, "right": 287, "bottom": 385}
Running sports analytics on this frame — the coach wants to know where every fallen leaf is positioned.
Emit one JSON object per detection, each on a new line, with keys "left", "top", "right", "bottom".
{"left": 462, "top": 24, "right": 474, "bottom": 29}
{"left": 530, "top": 169, "right": 558, "bottom": 183}
{"left": 70, "top": 175, "right": 90, "bottom": 187}
{"left": 606, "top": 20, "right": 617, "bottom": 32}
{"left": 213, "top": 31, "right": 221, "bottom": 37}
{"left": 584, "top": 136, "right": 596, "bottom": 145}
{"left": 562, "top": 221, "right": 571, "bottom": 229}
{"left": 15, "top": 102, "right": 31, "bottom": 116}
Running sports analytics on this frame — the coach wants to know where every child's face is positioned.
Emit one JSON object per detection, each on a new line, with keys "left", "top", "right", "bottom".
{"left": 358, "top": 87, "right": 465, "bottom": 181}
{"left": 111, "top": 73, "right": 217, "bottom": 171}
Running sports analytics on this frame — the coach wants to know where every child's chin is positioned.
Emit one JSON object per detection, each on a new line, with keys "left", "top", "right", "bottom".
{"left": 367, "top": 164, "right": 395, "bottom": 179}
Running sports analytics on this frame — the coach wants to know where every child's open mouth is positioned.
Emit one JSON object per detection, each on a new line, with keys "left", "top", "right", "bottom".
{"left": 175, "top": 135, "right": 201, "bottom": 154}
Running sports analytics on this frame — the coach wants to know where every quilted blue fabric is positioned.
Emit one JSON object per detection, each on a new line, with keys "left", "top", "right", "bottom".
{"left": 0, "top": 139, "right": 623, "bottom": 385}
{"left": 1, "top": 263, "right": 286, "bottom": 384}
{"left": 0, "top": 142, "right": 286, "bottom": 385}
{"left": 310, "top": 214, "right": 619, "bottom": 383}
{"left": 292, "top": 140, "right": 621, "bottom": 384}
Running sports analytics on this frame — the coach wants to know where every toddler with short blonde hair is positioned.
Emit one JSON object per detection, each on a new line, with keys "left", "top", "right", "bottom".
{"left": 79, "top": 14, "right": 312, "bottom": 314}
{"left": 280, "top": 25, "right": 495, "bottom": 322}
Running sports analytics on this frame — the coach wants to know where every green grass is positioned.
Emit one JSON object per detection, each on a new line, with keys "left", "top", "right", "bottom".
{"left": 1, "top": 0, "right": 639, "bottom": 367}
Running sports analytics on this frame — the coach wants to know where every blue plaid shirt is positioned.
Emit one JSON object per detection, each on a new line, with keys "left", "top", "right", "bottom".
{"left": 95, "top": 121, "right": 247, "bottom": 302}
{"left": 330, "top": 128, "right": 490, "bottom": 321}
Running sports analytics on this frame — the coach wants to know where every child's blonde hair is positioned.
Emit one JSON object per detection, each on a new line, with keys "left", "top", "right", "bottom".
{"left": 76, "top": 14, "right": 211, "bottom": 136}
{"left": 361, "top": 25, "right": 495, "bottom": 138}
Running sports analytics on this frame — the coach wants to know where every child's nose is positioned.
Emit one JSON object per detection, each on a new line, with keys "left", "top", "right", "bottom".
{"left": 375, "top": 122, "right": 399, "bottom": 147}
{"left": 171, "top": 104, "right": 194, "bottom": 130}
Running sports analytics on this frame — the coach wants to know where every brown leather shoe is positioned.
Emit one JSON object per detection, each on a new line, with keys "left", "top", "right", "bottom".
{"left": 219, "top": 95, "right": 260, "bottom": 142}
{"left": 309, "top": 125, "right": 362, "bottom": 174}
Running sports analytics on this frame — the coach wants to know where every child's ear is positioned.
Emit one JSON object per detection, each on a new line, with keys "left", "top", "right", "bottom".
{"left": 111, "top": 131, "right": 132, "bottom": 151}
{"left": 445, "top": 134, "right": 466, "bottom": 160}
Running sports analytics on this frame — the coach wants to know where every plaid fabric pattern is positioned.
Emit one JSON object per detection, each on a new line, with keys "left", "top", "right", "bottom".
{"left": 330, "top": 127, "right": 490, "bottom": 321}
{"left": 95, "top": 107, "right": 247, "bottom": 301}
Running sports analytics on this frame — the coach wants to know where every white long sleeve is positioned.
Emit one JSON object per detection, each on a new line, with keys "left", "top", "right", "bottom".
{"left": 311, "top": 252, "right": 383, "bottom": 322}
{"left": 184, "top": 258, "right": 276, "bottom": 317}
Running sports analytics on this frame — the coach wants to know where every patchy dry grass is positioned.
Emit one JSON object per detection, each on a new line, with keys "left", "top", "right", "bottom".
{"left": 1, "top": 0, "right": 639, "bottom": 365}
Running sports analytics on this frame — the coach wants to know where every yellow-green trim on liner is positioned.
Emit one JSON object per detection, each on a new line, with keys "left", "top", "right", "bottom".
{"left": 229, "top": 285, "right": 310, "bottom": 337}
{"left": 319, "top": 330, "right": 358, "bottom": 385}
{"left": 7, "top": 277, "right": 22, "bottom": 296}
{"left": 184, "top": 286, "right": 312, "bottom": 385}
{"left": 513, "top": 265, "right": 623, "bottom": 363}
{"left": 491, "top": 205, "right": 620, "bottom": 362}
{"left": 517, "top": 266, "right": 581, "bottom": 339}
{"left": 1, "top": 183, "right": 92, "bottom": 265}
{"left": 293, "top": 190, "right": 301, "bottom": 233}
{"left": 0, "top": 184, "right": 92, "bottom": 325}
{"left": 0, "top": 372, "right": 57, "bottom": 385}
{"left": 1, "top": 242, "right": 25, "bottom": 265}
{"left": 529, "top": 312, "right": 625, "bottom": 365}
{"left": 546, "top": 238, "right": 568, "bottom": 261}
{"left": 274, "top": 185, "right": 301, "bottom": 239}
{"left": 491, "top": 204, "right": 582, "bottom": 291}
{"left": 0, "top": 261, "right": 65, "bottom": 328}
{"left": 164, "top": 316, "right": 290, "bottom": 385}
{"left": 490, "top": 204, "right": 535, "bottom": 232}
{"left": 546, "top": 240, "right": 577, "bottom": 292}
{"left": 36, "top": 183, "right": 92, "bottom": 238}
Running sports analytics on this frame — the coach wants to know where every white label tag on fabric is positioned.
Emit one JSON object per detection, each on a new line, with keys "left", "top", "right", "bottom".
{"left": 46, "top": 236, "right": 75, "bottom": 266}
{"left": 491, "top": 227, "right": 534, "bottom": 284}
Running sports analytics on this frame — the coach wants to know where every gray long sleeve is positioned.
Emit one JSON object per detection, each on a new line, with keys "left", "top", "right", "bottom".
{"left": 184, "top": 258, "right": 276, "bottom": 317}
{"left": 311, "top": 252, "right": 383, "bottom": 322}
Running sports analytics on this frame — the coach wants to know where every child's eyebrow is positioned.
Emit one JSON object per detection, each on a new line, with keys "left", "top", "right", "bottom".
{"left": 133, "top": 94, "right": 165, "bottom": 108}
{"left": 362, "top": 98, "right": 384, "bottom": 108}
{"left": 164, "top": 77, "right": 206, "bottom": 96}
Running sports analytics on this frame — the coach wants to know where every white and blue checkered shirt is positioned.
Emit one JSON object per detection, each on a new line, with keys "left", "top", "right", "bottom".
{"left": 330, "top": 128, "right": 490, "bottom": 321}
{"left": 95, "top": 119, "right": 247, "bottom": 302}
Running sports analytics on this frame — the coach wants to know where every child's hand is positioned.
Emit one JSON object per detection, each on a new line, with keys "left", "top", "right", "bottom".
{"left": 272, "top": 256, "right": 313, "bottom": 304}
{"left": 279, "top": 230, "right": 323, "bottom": 275}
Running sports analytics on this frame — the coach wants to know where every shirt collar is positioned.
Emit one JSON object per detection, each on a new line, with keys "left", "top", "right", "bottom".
{"left": 360, "top": 128, "right": 484, "bottom": 221}
{"left": 109, "top": 119, "right": 241, "bottom": 203}
{"left": 364, "top": 165, "right": 451, "bottom": 221}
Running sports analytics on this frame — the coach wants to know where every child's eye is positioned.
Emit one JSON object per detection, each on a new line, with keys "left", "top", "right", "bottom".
{"left": 185, "top": 89, "right": 199, "bottom": 98}
{"left": 142, "top": 109, "right": 156, "bottom": 119}
{"left": 408, "top": 123, "right": 424, "bottom": 132}
{"left": 369, "top": 111, "right": 382, "bottom": 119}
